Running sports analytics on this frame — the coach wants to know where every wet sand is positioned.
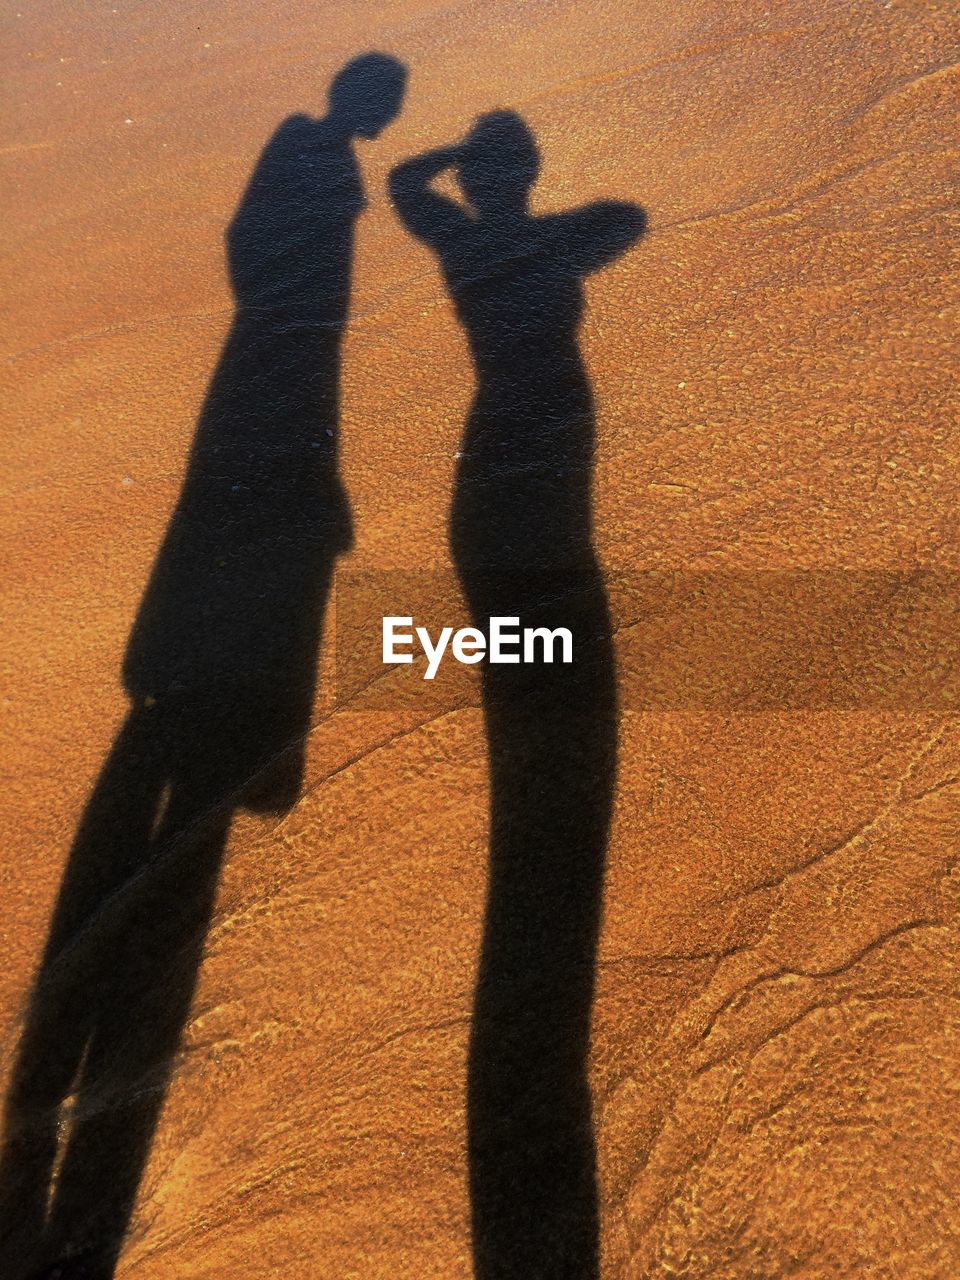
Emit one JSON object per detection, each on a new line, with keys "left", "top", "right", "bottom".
{"left": 2, "top": 0, "right": 959, "bottom": 1276}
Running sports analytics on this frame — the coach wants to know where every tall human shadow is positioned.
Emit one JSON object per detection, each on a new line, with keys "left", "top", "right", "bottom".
{"left": 0, "top": 53, "right": 406, "bottom": 1280}
{"left": 391, "top": 114, "right": 645, "bottom": 1278}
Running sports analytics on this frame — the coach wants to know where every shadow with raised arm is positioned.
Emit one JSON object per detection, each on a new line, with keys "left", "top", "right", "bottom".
{"left": 391, "top": 112, "right": 645, "bottom": 1279}
{"left": 0, "top": 52, "right": 406, "bottom": 1280}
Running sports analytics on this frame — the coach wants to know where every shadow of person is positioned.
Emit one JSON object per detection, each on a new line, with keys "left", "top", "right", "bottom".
{"left": 0, "top": 52, "right": 406, "bottom": 1280}
{"left": 391, "top": 112, "right": 645, "bottom": 1278}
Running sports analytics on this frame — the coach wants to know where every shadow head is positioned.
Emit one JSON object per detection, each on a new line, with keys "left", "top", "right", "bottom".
{"left": 329, "top": 52, "right": 407, "bottom": 139}
{"left": 460, "top": 111, "right": 540, "bottom": 216}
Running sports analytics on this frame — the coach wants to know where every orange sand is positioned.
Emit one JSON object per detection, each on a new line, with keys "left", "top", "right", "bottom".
{"left": 2, "top": 0, "right": 959, "bottom": 1275}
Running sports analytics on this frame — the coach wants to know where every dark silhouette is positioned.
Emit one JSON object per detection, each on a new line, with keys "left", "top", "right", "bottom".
{"left": 391, "top": 113, "right": 645, "bottom": 1279}
{"left": 0, "top": 53, "right": 406, "bottom": 1280}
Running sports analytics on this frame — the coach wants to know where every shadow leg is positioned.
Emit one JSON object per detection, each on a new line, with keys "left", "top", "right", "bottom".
{"left": 44, "top": 794, "right": 229, "bottom": 1277}
{"left": 468, "top": 595, "right": 616, "bottom": 1280}
{"left": 0, "top": 709, "right": 168, "bottom": 1278}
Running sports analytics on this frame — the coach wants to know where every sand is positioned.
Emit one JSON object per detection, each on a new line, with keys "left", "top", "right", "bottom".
{"left": 2, "top": 0, "right": 959, "bottom": 1275}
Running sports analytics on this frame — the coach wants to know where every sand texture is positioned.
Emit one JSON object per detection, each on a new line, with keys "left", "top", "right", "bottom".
{"left": 2, "top": 0, "right": 959, "bottom": 1276}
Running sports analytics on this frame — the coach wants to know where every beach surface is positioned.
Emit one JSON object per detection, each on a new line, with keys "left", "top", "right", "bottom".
{"left": 2, "top": 0, "right": 959, "bottom": 1275}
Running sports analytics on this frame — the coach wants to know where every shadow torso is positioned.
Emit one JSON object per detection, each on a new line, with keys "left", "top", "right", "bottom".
{"left": 443, "top": 215, "right": 593, "bottom": 578}
{"left": 122, "top": 115, "right": 361, "bottom": 807}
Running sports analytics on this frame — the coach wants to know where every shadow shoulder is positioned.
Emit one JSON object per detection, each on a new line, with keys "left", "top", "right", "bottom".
{"left": 263, "top": 112, "right": 322, "bottom": 151}
{"left": 549, "top": 200, "right": 646, "bottom": 235}
{"left": 541, "top": 200, "right": 647, "bottom": 272}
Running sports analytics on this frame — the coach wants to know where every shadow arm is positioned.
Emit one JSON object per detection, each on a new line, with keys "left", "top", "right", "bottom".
{"left": 389, "top": 146, "right": 469, "bottom": 245}
{"left": 558, "top": 200, "right": 647, "bottom": 274}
